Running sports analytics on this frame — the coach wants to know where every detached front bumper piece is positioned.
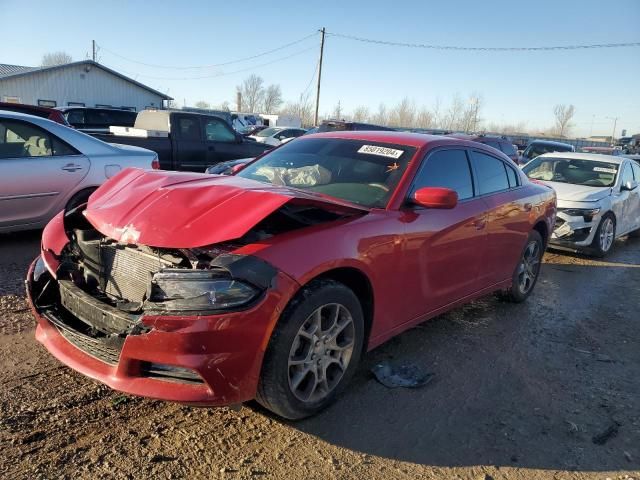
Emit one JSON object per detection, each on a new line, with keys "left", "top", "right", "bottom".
{"left": 549, "top": 212, "right": 600, "bottom": 248}
{"left": 27, "top": 256, "right": 298, "bottom": 406}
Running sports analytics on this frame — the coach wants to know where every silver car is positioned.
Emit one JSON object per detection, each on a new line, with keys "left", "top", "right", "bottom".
{"left": 523, "top": 152, "right": 640, "bottom": 256}
{"left": 0, "top": 111, "right": 158, "bottom": 233}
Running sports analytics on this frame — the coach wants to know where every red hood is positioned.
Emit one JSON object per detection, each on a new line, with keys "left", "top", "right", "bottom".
{"left": 83, "top": 168, "right": 367, "bottom": 248}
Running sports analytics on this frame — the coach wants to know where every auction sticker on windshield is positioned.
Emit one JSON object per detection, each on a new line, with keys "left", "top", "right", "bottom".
{"left": 594, "top": 167, "right": 617, "bottom": 174}
{"left": 358, "top": 145, "right": 404, "bottom": 159}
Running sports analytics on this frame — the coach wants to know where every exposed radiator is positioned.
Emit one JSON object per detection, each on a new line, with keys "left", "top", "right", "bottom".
{"left": 100, "top": 244, "right": 171, "bottom": 303}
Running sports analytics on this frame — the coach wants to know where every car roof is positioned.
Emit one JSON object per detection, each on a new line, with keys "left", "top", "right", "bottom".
{"left": 447, "top": 133, "right": 505, "bottom": 142}
{"left": 56, "top": 106, "right": 136, "bottom": 112}
{"left": 303, "top": 130, "right": 488, "bottom": 149}
{"left": 0, "top": 102, "right": 56, "bottom": 113}
{"left": 528, "top": 139, "right": 573, "bottom": 147}
{"left": 539, "top": 151, "right": 625, "bottom": 164}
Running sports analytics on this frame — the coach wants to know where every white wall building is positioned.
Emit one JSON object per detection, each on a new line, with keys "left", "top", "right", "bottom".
{"left": 0, "top": 60, "right": 172, "bottom": 111}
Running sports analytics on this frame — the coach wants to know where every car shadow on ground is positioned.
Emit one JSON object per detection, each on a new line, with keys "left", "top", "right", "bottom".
{"left": 255, "top": 241, "right": 640, "bottom": 473}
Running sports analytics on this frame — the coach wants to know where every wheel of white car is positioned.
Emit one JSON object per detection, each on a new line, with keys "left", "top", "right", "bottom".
{"left": 591, "top": 213, "right": 616, "bottom": 257}
{"left": 256, "top": 279, "right": 364, "bottom": 420}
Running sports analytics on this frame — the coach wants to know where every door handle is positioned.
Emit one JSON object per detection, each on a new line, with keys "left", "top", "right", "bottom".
{"left": 61, "top": 163, "right": 82, "bottom": 172}
{"left": 523, "top": 203, "right": 532, "bottom": 212}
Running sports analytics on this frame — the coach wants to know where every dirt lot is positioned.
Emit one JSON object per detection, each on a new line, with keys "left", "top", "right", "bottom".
{"left": 0, "top": 230, "right": 639, "bottom": 480}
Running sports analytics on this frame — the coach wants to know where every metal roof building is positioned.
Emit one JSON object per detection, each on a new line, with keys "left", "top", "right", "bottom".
{"left": 0, "top": 60, "right": 172, "bottom": 111}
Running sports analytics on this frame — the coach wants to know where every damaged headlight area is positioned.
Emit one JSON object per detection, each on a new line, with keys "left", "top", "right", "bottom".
{"left": 146, "top": 270, "right": 260, "bottom": 312}
{"left": 558, "top": 207, "right": 601, "bottom": 222}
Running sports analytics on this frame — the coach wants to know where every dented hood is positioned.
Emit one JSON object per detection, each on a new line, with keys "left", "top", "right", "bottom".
{"left": 84, "top": 168, "right": 367, "bottom": 248}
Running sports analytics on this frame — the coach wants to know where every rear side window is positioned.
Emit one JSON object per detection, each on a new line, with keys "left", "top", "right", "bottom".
{"left": 621, "top": 163, "right": 634, "bottom": 185}
{"left": 505, "top": 164, "right": 519, "bottom": 187}
{"left": 0, "top": 119, "right": 79, "bottom": 158}
{"left": 483, "top": 140, "right": 501, "bottom": 150}
{"left": 500, "top": 142, "right": 517, "bottom": 156}
{"left": 66, "top": 109, "right": 85, "bottom": 126}
{"left": 631, "top": 161, "right": 640, "bottom": 181}
{"left": 412, "top": 149, "right": 474, "bottom": 200}
{"left": 177, "top": 117, "right": 201, "bottom": 140}
{"left": 471, "top": 151, "right": 510, "bottom": 195}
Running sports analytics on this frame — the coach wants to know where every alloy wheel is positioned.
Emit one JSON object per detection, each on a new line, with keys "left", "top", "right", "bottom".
{"left": 517, "top": 240, "right": 541, "bottom": 295}
{"left": 287, "top": 303, "right": 355, "bottom": 403}
{"left": 599, "top": 217, "right": 615, "bottom": 253}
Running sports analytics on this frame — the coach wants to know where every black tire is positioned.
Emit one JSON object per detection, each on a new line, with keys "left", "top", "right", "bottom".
{"left": 65, "top": 187, "right": 96, "bottom": 212}
{"left": 589, "top": 213, "right": 616, "bottom": 258}
{"left": 502, "top": 230, "right": 544, "bottom": 303}
{"left": 256, "top": 279, "right": 364, "bottom": 420}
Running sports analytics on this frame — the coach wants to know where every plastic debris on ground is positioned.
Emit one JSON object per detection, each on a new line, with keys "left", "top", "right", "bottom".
{"left": 371, "top": 361, "right": 434, "bottom": 389}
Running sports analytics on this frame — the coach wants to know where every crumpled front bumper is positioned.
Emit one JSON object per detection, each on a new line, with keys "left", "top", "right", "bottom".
{"left": 27, "top": 256, "right": 299, "bottom": 406}
{"left": 550, "top": 211, "right": 601, "bottom": 248}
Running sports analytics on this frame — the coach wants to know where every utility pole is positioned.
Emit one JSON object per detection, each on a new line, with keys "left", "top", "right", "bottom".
{"left": 92, "top": 40, "right": 96, "bottom": 62}
{"left": 314, "top": 28, "right": 326, "bottom": 127}
{"left": 606, "top": 116, "right": 619, "bottom": 145}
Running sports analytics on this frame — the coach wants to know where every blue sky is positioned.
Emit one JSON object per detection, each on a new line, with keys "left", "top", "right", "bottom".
{"left": 1, "top": 0, "right": 639, "bottom": 136}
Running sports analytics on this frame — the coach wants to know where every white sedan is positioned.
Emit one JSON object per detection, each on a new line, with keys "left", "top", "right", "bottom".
{"left": 249, "top": 127, "right": 306, "bottom": 147}
{"left": 0, "top": 111, "right": 158, "bottom": 233}
{"left": 523, "top": 152, "right": 640, "bottom": 256}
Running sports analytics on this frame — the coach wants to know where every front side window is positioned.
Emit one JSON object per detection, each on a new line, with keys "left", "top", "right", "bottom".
{"left": 237, "top": 138, "right": 416, "bottom": 208}
{"left": 412, "top": 149, "right": 474, "bottom": 200}
{"left": 204, "top": 118, "right": 236, "bottom": 142}
{"left": 470, "top": 151, "right": 510, "bottom": 195}
{"left": 621, "top": 163, "right": 634, "bottom": 186}
{"left": 631, "top": 162, "right": 640, "bottom": 181}
{"left": 523, "top": 157, "right": 619, "bottom": 188}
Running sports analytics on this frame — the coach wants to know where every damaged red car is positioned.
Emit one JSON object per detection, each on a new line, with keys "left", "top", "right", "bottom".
{"left": 27, "top": 131, "right": 555, "bottom": 419}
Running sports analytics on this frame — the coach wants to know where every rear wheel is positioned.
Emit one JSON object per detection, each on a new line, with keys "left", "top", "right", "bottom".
{"left": 503, "top": 230, "right": 543, "bottom": 303}
{"left": 590, "top": 213, "right": 616, "bottom": 257}
{"left": 256, "top": 279, "right": 364, "bottom": 420}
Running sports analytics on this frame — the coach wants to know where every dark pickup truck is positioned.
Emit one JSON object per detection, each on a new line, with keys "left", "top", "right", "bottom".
{"left": 91, "top": 110, "right": 270, "bottom": 172}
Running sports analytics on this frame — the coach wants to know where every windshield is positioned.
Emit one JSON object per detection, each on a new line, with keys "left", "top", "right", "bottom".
{"left": 523, "top": 157, "right": 619, "bottom": 187}
{"left": 523, "top": 142, "right": 572, "bottom": 160}
{"left": 256, "top": 127, "right": 282, "bottom": 137}
{"left": 236, "top": 138, "right": 416, "bottom": 208}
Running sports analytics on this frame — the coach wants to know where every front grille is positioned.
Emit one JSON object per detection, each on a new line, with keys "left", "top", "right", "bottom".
{"left": 44, "top": 309, "right": 122, "bottom": 365}
{"left": 100, "top": 245, "right": 171, "bottom": 303}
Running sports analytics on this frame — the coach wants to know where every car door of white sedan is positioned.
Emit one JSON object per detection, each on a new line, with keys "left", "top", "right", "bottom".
{"left": 617, "top": 161, "right": 640, "bottom": 235}
{"left": 627, "top": 161, "right": 640, "bottom": 232}
{"left": 0, "top": 118, "right": 90, "bottom": 229}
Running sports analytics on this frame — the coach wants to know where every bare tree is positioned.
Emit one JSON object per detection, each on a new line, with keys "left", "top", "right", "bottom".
{"left": 351, "top": 105, "right": 370, "bottom": 123}
{"left": 371, "top": 103, "right": 389, "bottom": 126}
{"left": 194, "top": 100, "right": 211, "bottom": 109}
{"left": 217, "top": 101, "right": 231, "bottom": 111}
{"left": 389, "top": 97, "right": 416, "bottom": 127}
{"left": 442, "top": 95, "right": 464, "bottom": 130}
{"left": 416, "top": 107, "right": 434, "bottom": 129}
{"left": 553, "top": 104, "right": 575, "bottom": 137}
{"left": 41, "top": 51, "right": 72, "bottom": 67}
{"left": 331, "top": 101, "right": 343, "bottom": 120}
{"left": 237, "top": 74, "right": 265, "bottom": 112}
{"left": 281, "top": 92, "right": 314, "bottom": 127}
{"left": 262, "top": 85, "right": 283, "bottom": 114}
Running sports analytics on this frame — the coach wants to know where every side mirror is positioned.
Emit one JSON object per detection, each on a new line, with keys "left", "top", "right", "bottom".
{"left": 621, "top": 180, "right": 638, "bottom": 191}
{"left": 412, "top": 187, "right": 458, "bottom": 209}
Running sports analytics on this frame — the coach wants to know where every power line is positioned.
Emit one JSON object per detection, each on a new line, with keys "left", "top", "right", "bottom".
{"left": 301, "top": 59, "right": 319, "bottom": 98}
{"left": 103, "top": 46, "right": 317, "bottom": 81}
{"left": 98, "top": 32, "right": 318, "bottom": 70}
{"left": 326, "top": 31, "right": 640, "bottom": 51}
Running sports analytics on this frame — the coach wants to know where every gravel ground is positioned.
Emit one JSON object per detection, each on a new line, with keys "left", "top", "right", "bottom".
{"left": 0, "top": 229, "right": 639, "bottom": 480}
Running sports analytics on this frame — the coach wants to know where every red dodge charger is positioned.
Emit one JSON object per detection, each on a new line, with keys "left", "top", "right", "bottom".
{"left": 27, "top": 131, "right": 555, "bottom": 419}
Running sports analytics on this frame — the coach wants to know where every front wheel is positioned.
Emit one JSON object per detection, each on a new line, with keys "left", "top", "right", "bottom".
{"left": 503, "top": 230, "right": 543, "bottom": 303}
{"left": 256, "top": 280, "right": 364, "bottom": 420}
{"left": 590, "top": 213, "right": 616, "bottom": 257}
